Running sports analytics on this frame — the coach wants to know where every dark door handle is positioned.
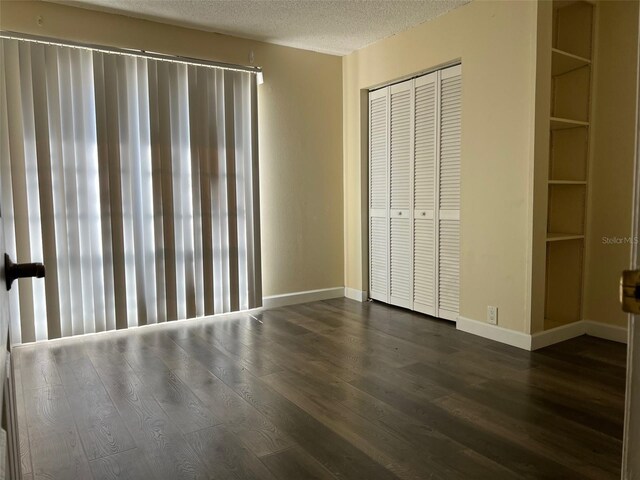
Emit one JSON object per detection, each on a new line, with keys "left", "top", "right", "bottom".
{"left": 4, "top": 254, "right": 45, "bottom": 291}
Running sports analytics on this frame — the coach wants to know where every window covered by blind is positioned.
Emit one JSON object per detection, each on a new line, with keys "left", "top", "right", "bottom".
{"left": 0, "top": 38, "right": 261, "bottom": 343}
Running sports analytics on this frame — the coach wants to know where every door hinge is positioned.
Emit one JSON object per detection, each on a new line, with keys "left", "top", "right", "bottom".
{"left": 620, "top": 269, "right": 640, "bottom": 314}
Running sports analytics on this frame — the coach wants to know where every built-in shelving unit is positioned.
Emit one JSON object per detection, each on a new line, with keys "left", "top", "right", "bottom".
{"left": 544, "top": 0, "right": 593, "bottom": 331}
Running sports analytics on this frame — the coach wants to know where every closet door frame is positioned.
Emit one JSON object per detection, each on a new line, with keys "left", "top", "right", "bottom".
{"left": 367, "top": 62, "right": 461, "bottom": 320}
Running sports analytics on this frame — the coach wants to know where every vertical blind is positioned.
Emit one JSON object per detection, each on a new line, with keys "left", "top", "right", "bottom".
{"left": 0, "top": 37, "right": 262, "bottom": 344}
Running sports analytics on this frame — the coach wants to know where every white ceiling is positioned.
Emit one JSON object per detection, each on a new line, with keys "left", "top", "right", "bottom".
{"left": 53, "top": 0, "right": 471, "bottom": 56}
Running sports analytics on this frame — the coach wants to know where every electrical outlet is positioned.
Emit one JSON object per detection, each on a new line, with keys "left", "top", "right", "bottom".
{"left": 487, "top": 306, "right": 498, "bottom": 325}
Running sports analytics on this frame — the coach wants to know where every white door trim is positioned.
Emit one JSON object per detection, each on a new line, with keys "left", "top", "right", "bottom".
{"left": 622, "top": 6, "right": 640, "bottom": 478}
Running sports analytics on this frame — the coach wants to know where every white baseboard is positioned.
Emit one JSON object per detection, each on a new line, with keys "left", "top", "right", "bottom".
{"left": 532, "top": 320, "right": 628, "bottom": 349}
{"left": 456, "top": 316, "right": 533, "bottom": 350}
{"left": 457, "top": 316, "right": 628, "bottom": 351}
{"left": 344, "top": 287, "right": 368, "bottom": 302}
{"left": 530, "top": 321, "right": 586, "bottom": 350}
{"left": 262, "top": 287, "right": 345, "bottom": 309}
{"left": 584, "top": 320, "right": 628, "bottom": 344}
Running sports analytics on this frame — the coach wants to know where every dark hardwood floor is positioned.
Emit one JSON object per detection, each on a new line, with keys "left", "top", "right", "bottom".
{"left": 14, "top": 298, "right": 627, "bottom": 480}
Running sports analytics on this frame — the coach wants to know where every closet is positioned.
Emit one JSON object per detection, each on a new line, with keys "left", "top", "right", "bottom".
{"left": 368, "top": 64, "right": 461, "bottom": 321}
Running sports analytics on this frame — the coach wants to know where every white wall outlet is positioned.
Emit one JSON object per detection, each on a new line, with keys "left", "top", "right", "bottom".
{"left": 487, "top": 306, "right": 498, "bottom": 325}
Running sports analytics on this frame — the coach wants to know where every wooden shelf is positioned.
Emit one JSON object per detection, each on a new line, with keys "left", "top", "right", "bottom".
{"left": 546, "top": 232, "right": 585, "bottom": 242}
{"left": 548, "top": 180, "right": 587, "bottom": 185}
{"left": 550, "top": 117, "right": 589, "bottom": 130}
{"left": 552, "top": 48, "right": 591, "bottom": 77}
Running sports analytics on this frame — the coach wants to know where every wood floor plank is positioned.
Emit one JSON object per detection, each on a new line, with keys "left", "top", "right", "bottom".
{"left": 335, "top": 381, "right": 473, "bottom": 463}
{"left": 507, "top": 364, "right": 626, "bottom": 410}
{"left": 340, "top": 378, "right": 452, "bottom": 441}
{"left": 116, "top": 336, "right": 220, "bottom": 433}
{"left": 175, "top": 345, "right": 400, "bottom": 480}
{"left": 348, "top": 371, "right": 587, "bottom": 479}
{"left": 532, "top": 347, "right": 626, "bottom": 390}
{"left": 240, "top": 381, "right": 401, "bottom": 480}
{"left": 197, "top": 323, "right": 284, "bottom": 376}
{"left": 433, "top": 392, "right": 620, "bottom": 479}
{"left": 449, "top": 378, "right": 624, "bottom": 452}
{"left": 13, "top": 364, "right": 32, "bottom": 476}
{"left": 260, "top": 446, "right": 337, "bottom": 480}
{"left": 89, "top": 448, "right": 155, "bottom": 480}
{"left": 262, "top": 371, "right": 451, "bottom": 480}
{"left": 14, "top": 299, "right": 626, "bottom": 480}
{"left": 55, "top": 357, "right": 136, "bottom": 460}
{"left": 29, "top": 430, "right": 93, "bottom": 480}
{"left": 322, "top": 298, "right": 482, "bottom": 352}
{"left": 16, "top": 346, "right": 62, "bottom": 391}
{"left": 169, "top": 331, "right": 257, "bottom": 388}
{"left": 481, "top": 376, "right": 624, "bottom": 439}
{"left": 24, "top": 386, "right": 93, "bottom": 479}
{"left": 169, "top": 335, "right": 295, "bottom": 456}
{"left": 24, "top": 385, "right": 74, "bottom": 434}
{"left": 184, "top": 425, "right": 278, "bottom": 480}
{"left": 87, "top": 347, "right": 210, "bottom": 480}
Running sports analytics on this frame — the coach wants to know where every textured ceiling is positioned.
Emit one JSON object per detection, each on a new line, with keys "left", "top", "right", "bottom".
{"left": 52, "top": 0, "right": 471, "bottom": 55}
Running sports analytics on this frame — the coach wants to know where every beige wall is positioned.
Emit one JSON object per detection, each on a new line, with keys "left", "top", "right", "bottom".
{"left": 343, "top": 0, "right": 539, "bottom": 332}
{"left": 0, "top": 0, "right": 345, "bottom": 298}
{"left": 584, "top": 0, "right": 639, "bottom": 328}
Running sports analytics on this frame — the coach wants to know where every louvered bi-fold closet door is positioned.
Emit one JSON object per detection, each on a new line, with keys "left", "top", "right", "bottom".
{"left": 368, "top": 88, "right": 389, "bottom": 302}
{"left": 412, "top": 72, "right": 437, "bottom": 316}
{"left": 388, "top": 80, "right": 413, "bottom": 309}
{"left": 437, "top": 65, "right": 462, "bottom": 321}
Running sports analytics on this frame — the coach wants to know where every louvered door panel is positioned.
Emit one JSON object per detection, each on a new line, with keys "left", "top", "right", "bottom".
{"left": 438, "top": 219, "right": 459, "bottom": 320}
{"left": 390, "top": 83, "right": 412, "bottom": 212}
{"left": 413, "top": 218, "right": 435, "bottom": 314}
{"left": 414, "top": 74, "right": 437, "bottom": 212}
{"left": 439, "top": 66, "right": 462, "bottom": 212}
{"left": 390, "top": 216, "right": 411, "bottom": 307}
{"left": 368, "top": 88, "right": 388, "bottom": 302}
{"left": 388, "top": 80, "right": 413, "bottom": 308}
{"left": 369, "top": 94, "right": 388, "bottom": 211}
{"left": 370, "top": 216, "right": 388, "bottom": 300}
{"left": 413, "top": 73, "right": 437, "bottom": 314}
{"left": 437, "top": 65, "right": 462, "bottom": 319}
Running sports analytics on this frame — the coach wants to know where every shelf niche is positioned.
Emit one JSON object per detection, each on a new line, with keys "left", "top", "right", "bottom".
{"left": 553, "top": 1, "right": 594, "bottom": 59}
{"left": 547, "top": 184, "right": 586, "bottom": 236}
{"left": 544, "top": 239, "right": 584, "bottom": 330}
{"left": 551, "top": 65, "right": 591, "bottom": 122}
{"left": 549, "top": 127, "right": 588, "bottom": 182}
